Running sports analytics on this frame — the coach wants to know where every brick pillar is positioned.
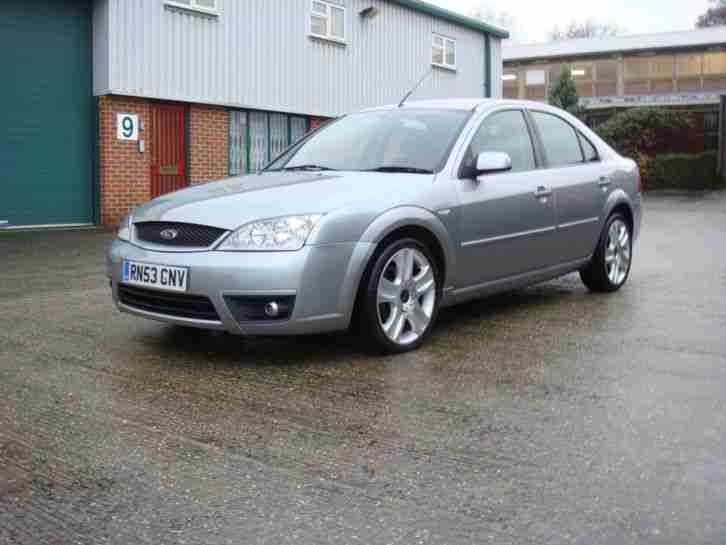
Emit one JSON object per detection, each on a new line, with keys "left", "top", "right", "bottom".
{"left": 189, "top": 104, "right": 229, "bottom": 185}
{"left": 309, "top": 116, "right": 331, "bottom": 131}
{"left": 98, "top": 95, "right": 152, "bottom": 226}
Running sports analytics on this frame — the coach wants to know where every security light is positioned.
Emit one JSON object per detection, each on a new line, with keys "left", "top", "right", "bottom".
{"left": 360, "top": 6, "right": 380, "bottom": 18}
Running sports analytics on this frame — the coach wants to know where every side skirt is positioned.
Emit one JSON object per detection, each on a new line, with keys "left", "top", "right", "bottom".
{"left": 441, "top": 256, "right": 592, "bottom": 307}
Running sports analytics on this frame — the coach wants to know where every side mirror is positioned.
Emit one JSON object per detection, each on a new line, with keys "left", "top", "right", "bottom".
{"left": 475, "top": 152, "right": 512, "bottom": 176}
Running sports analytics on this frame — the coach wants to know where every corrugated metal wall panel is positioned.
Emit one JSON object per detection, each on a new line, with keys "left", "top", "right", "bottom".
{"left": 104, "top": 0, "right": 499, "bottom": 117}
{"left": 489, "top": 37, "right": 503, "bottom": 98}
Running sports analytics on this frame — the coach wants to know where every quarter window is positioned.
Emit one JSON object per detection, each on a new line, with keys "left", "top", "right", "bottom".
{"left": 464, "top": 110, "right": 536, "bottom": 175}
{"left": 310, "top": 1, "right": 345, "bottom": 42}
{"left": 531, "top": 111, "right": 584, "bottom": 167}
{"left": 432, "top": 34, "right": 456, "bottom": 70}
{"left": 579, "top": 132, "right": 599, "bottom": 162}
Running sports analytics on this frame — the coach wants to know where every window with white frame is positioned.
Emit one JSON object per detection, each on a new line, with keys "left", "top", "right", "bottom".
{"left": 165, "top": 0, "right": 217, "bottom": 13}
{"left": 432, "top": 34, "right": 456, "bottom": 70}
{"left": 310, "top": 1, "right": 346, "bottom": 42}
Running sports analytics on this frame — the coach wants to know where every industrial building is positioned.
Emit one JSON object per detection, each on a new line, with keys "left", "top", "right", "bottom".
{"left": 503, "top": 28, "right": 726, "bottom": 148}
{"left": 1, "top": 0, "right": 507, "bottom": 227}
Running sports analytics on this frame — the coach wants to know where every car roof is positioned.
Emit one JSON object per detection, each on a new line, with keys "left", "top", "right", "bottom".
{"left": 360, "top": 98, "right": 552, "bottom": 113}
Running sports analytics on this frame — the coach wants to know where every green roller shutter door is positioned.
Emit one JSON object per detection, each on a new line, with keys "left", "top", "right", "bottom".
{"left": 0, "top": 0, "right": 93, "bottom": 227}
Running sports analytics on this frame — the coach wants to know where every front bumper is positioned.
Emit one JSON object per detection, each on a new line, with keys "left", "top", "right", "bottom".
{"left": 107, "top": 239, "right": 374, "bottom": 335}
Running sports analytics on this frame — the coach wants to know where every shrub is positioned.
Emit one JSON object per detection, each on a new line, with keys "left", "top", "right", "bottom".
{"left": 596, "top": 107, "right": 695, "bottom": 159}
{"left": 635, "top": 152, "right": 652, "bottom": 190}
{"left": 647, "top": 151, "right": 723, "bottom": 190}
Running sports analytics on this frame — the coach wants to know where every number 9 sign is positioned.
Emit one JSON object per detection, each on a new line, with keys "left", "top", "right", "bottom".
{"left": 117, "top": 113, "right": 139, "bottom": 141}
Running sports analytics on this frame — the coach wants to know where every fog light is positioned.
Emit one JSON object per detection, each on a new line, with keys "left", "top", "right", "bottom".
{"left": 264, "top": 301, "right": 280, "bottom": 318}
{"left": 224, "top": 295, "right": 295, "bottom": 322}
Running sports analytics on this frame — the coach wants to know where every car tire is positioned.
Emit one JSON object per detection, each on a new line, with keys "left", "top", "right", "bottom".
{"left": 580, "top": 212, "right": 633, "bottom": 292}
{"left": 357, "top": 238, "right": 441, "bottom": 354}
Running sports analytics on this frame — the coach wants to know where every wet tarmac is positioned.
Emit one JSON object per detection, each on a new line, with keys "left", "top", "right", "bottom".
{"left": 1, "top": 192, "right": 724, "bottom": 544}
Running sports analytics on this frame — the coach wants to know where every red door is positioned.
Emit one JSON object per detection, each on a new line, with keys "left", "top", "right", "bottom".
{"left": 151, "top": 104, "right": 187, "bottom": 198}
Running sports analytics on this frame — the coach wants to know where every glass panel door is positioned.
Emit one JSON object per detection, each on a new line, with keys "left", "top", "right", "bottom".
{"left": 229, "top": 110, "right": 248, "bottom": 176}
{"left": 249, "top": 111, "right": 269, "bottom": 172}
{"left": 290, "top": 116, "right": 308, "bottom": 144}
{"left": 269, "top": 113, "right": 288, "bottom": 160}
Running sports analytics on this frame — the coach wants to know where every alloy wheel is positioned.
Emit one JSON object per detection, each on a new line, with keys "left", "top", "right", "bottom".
{"left": 605, "top": 219, "right": 631, "bottom": 286}
{"left": 376, "top": 247, "right": 437, "bottom": 346}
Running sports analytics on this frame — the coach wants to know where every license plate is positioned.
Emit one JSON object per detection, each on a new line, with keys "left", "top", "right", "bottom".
{"left": 122, "top": 261, "right": 189, "bottom": 293}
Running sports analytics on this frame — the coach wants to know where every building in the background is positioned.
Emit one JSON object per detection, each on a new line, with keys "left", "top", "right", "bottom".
{"left": 1, "top": 0, "right": 507, "bottom": 228}
{"left": 503, "top": 28, "right": 726, "bottom": 149}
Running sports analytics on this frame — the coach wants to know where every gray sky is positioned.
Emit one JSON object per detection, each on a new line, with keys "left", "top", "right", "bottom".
{"left": 432, "top": 0, "right": 712, "bottom": 43}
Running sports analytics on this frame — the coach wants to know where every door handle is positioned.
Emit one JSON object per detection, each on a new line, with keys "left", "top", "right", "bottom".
{"left": 534, "top": 186, "right": 553, "bottom": 198}
{"left": 598, "top": 176, "right": 612, "bottom": 187}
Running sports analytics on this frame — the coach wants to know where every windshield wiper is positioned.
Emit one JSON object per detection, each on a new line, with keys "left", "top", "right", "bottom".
{"left": 281, "top": 164, "right": 337, "bottom": 172}
{"left": 364, "top": 166, "right": 434, "bottom": 174}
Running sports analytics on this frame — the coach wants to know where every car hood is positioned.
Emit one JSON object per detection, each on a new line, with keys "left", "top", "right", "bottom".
{"left": 131, "top": 171, "right": 435, "bottom": 230}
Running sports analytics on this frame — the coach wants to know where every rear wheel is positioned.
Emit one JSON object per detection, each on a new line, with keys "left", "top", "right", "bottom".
{"left": 580, "top": 212, "right": 632, "bottom": 292}
{"left": 358, "top": 238, "right": 440, "bottom": 353}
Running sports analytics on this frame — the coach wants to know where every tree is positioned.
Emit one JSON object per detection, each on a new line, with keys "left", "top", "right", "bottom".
{"left": 469, "top": 5, "right": 521, "bottom": 42}
{"left": 696, "top": 0, "right": 726, "bottom": 27}
{"left": 548, "top": 67, "right": 581, "bottom": 115}
{"left": 549, "top": 20, "right": 622, "bottom": 41}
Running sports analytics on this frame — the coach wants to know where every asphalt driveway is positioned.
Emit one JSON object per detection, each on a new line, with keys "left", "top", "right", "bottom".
{"left": 1, "top": 193, "right": 725, "bottom": 545}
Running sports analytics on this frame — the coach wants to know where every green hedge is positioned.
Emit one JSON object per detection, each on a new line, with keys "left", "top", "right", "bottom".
{"left": 647, "top": 151, "right": 724, "bottom": 191}
{"left": 596, "top": 107, "right": 695, "bottom": 159}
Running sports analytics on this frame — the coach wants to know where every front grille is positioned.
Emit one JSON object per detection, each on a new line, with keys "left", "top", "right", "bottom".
{"left": 119, "top": 285, "right": 220, "bottom": 321}
{"left": 134, "top": 222, "right": 227, "bottom": 247}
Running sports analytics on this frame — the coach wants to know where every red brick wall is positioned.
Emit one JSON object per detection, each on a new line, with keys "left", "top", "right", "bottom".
{"left": 98, "top": 95, "right": 152, "bottom": 226}
{"left": 189, "top": 105, "right": 229, "bottom": 185}
{"left": 98, "top": 97, "right": 231, "bottom": 226}
{"left": 309, "top": 116, "right": 330, "bottom": 131}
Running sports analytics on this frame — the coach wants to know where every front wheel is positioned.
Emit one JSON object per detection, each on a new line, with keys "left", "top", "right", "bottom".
{"left": 580, "top": 212, "right": 632, "bottom": 292}
{"left": 358, "top": 238, "right": 440, "bottom": 354}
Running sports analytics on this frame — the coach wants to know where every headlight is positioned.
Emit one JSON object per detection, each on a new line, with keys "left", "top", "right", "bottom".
{"left": 217, "top": 214, "right": 323, "bottom": 252}
{"left": 117, "top": 214, "right": 131, "bottom": 242}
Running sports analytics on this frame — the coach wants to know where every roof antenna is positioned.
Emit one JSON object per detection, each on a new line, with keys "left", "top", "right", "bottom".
{"left": 398, "top": 68, "right": 433, "bottom": 108}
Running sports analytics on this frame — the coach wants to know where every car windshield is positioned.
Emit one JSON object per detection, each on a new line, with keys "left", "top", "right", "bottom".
{"left": 266, "top": 109, "right": 471, "bottom": 174}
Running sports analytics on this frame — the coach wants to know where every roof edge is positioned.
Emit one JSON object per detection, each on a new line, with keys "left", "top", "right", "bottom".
{"left": 503, "top": 27, "right": 726, "bottom": 62}
{"left": 386, "top": 0, "right": 509, "bottom": 39}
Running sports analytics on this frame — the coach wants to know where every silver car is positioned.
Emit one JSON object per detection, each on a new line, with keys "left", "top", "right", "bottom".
{"left": 107, "top": 99, "right": 642, "bottom": 353}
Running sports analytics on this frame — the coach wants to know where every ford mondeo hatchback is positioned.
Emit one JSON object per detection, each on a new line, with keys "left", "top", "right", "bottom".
{"left": 107, "top": 99, "right": 642, "bottom": 353}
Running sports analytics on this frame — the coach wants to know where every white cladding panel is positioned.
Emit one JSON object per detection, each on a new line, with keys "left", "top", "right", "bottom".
{"left": 489, "top": 37, "right": 502, "bottom": 98}
{"left": 101, "top": 0, "right": 498, "bottom": 116}
{"left": 92, "top": 0, "right": 110, "bottom": 95}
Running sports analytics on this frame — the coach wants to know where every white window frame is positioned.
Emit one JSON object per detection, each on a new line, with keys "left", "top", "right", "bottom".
{"left": 309, "top": 0, "right": 346, "bottom": 44}
{"left": 164, "top": 0, "right": 218, "bottom": 16}
{"left": 432, "top": 33, "right": 456, "bottom": 71}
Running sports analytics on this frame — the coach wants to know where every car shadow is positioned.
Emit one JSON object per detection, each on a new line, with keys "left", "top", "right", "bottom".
{"left": 139, "top": 275, "right": 584, "bottom": 367}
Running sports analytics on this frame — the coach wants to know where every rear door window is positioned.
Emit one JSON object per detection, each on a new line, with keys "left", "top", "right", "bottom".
{"left": 531, "top": 111, "right": 584, "bottom": 167}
